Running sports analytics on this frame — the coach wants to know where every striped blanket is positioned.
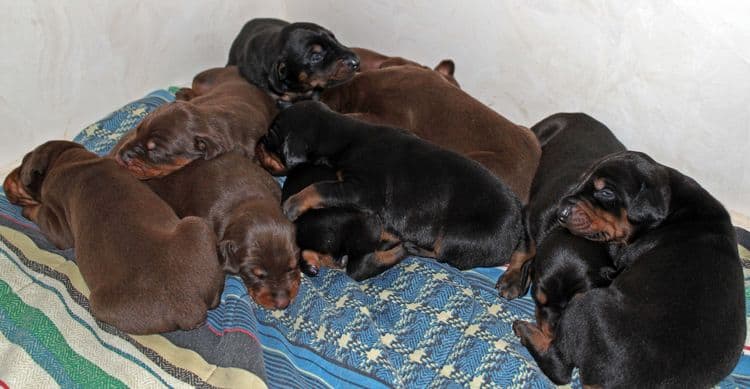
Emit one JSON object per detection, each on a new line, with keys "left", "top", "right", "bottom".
{"left": 0, "top": 89, "right": 748, "bottom": 388}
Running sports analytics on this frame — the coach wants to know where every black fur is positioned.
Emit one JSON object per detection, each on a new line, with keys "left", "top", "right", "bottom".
{"left": 259, "top": 101, "right": 528, "bottom": 286}
{"left": 520, "top": 149, "right": 746, "bottom": 387}
{"left": 227, "top": 18, "right": 359, "bottom": 105}
{"left": 281, "top": 164, "right": 383, "bottom": 279}
{"left": 522, "top": 113, "right": 625, "bottom": 356}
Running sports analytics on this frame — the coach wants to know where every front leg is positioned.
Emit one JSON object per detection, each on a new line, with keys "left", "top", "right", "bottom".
{"left": 28, "top": 204, "right": 74, "bottom": 250}
{"left": 283, "top": 180, "right": 363, "bottom": 221}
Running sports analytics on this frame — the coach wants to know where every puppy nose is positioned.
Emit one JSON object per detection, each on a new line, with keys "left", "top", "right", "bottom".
{"left": 558, "top": 206, "right": 572, "bottom": 223}
{"left": 273, "top": 292, "right": 290, "bottom": 309}
{"left": 344, "top": 57, "right": 360, "bottom": 71}
{"left": 274, "top": 295, "right": 290, "bottom": 309}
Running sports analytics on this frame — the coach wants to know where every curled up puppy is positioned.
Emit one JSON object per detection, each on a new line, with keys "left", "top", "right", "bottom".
{"left": 111, "top": 66, "right": 276, "bottom": 179}
{"left": 146, "top": 152, "right": 300, "bottom": 309}
{"left": 3, "top": 141, "right": 224, "bottom": 334}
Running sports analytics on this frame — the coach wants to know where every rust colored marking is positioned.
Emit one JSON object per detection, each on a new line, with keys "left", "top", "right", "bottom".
{"left": 514, "top": 320, "right": 552, "bottom": 353}
{"left": 373, "top": 243, "right": 407, "bottom": 266}
{"left": 302, "top": 249, "right": 343, "bottom": 269}
{"left": 573, "top": 201, "right": 632, "bottom": 244}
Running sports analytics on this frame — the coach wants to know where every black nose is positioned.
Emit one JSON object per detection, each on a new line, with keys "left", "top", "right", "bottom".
{"left": 558, "top": 206, "right": 572, "bottom": 223}
{"left": 344, "top": 57, "right": 360, "bottom": 71}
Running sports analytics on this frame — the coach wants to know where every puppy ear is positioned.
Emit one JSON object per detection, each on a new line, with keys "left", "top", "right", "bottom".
{"left": 434, "top": 59, "right": 455, "bottom": 77}
{"left": 19, "top": 150, "right": 51, "bottom": 197}
{"left": 628, "top": 178, "right": 671, "bottom": 228}
{"left": 275, "top": 61, "right": 288, "bottom": 80}
{"left": 218, "top": 240, "right": 240, "bottom": 273}
{"left": 195, "top": 136, "right": 222, "bottom": 160}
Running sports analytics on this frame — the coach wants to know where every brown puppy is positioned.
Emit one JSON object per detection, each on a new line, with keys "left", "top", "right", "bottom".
{"left": 3, "top": 141, "right": 224, "bottom": 334}
{"left": 350, "top": 47, "right": 458, "bottom": 87}
{"left": 321, "top": 48, "right": 540, "bottom": 204}
{"left": 146, "top": 152, "right": 300, "bottom": 309}
{"left": 111, "top": 66, "right": 277, "bottom": 179}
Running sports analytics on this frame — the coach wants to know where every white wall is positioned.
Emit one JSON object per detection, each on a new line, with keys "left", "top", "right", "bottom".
{"left": 286, "top": 0, "right": 750, "bottom": 216}
{"left": 2, "top": 1, "right": 748, "bottom": 216}
{"left": 0, "top": 1, "right": 285, "bottom": 167}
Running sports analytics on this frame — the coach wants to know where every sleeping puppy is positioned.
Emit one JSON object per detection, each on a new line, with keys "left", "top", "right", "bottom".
{"left": 350, "top": 47, "right": 459, "bottom": 87}
{"left": 256, "top": 101, "right": 532, "bottom": 286}
{"left": 111, "top": 66, "right": 276, "bottom": 179}
{"left": 521, "top": 113, "right": 624, "bottom": 337}
{"left": 2, "top": 141, "right": 224, "bottom": 334}
{"left": 513, "top": 151, "right": 745, "bottom": 387}
{"left": 146, "top": 152, "right": 300, "bottom": 309}
{"left": 281, "top": 164, "right": 385, "bottom": 279}
{"left": 227, "top": 18, "right": 359, "bottom": 106}
{"left": 321, "top": 48, "right": 540, "bottom": 296}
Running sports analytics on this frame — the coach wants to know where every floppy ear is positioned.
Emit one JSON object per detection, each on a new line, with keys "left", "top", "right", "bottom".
{"left": 628, "top": 178, "right": 671, "bottom": 228}
{"left": 275, "top": 61, "right": 288, "bottom": 81}
{"left": 218, "top": 240, "right": 240, "bottom": 273}
{"left": 434, "top": 59, "right": 455, "bottom": 77}
{"left": 19, "top": 150, "right": 51, "bottom": 197}
{"left": 195, "top": 136, "right": 222, "bottom": 160}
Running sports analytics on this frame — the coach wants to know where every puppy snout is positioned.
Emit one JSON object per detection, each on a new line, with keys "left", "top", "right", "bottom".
{"left": 273, "top": 292, "right": 290, "bottom": 309}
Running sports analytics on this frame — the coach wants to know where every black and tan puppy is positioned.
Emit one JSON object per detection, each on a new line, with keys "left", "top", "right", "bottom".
{"left": 146, "top": 152, "right": 300, "bottom": 309}
{"left": 522, "top": 113, "right": 625, "bottom": 335}
{"left": 281, "top": 164, "right": 385, "bottom": 280}
{"left": 2, "top": 141, "right": 224, "bottom": 334}
{"left": 514, "top": 151, "right": 745, "bottom": 387}
{"left": 227, "top": 18, "right": 359, "bottom": 105}
{"left": 256, "top": 101, "right": 531, "bottom": 286}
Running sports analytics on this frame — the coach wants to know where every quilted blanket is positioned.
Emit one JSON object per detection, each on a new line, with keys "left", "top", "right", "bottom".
{"left": 0, "top": 89, "right": 748, "bottom": 388}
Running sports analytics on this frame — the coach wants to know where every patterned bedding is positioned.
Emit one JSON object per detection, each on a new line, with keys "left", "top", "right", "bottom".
{"left": 0, "top": 89, "right": 748, "bottom": 388}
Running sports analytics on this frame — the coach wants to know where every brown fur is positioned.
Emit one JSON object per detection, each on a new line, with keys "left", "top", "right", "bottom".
{"left": 3, "top": 141, "right": 224, "bottom": 334}
{"left": 322, "top": 48, "right": 540, "bottom": 203}
{"left": 566, "top": 200, "right": 632, "bottom": 244}
{"left": 146, "top": 152, "right": 300, "bottom": 310}
{"left": 111, "top": 66, "right": 277, "bottom": 179}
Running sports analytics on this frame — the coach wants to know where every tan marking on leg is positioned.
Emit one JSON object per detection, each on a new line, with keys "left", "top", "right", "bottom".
{"left": 373, "top": 244, "right": 406, "bottom": 266}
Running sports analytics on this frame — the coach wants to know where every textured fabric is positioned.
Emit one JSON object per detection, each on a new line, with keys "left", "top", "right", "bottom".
{"left": 0, "top": 89, "right": 748, "bottom": 388}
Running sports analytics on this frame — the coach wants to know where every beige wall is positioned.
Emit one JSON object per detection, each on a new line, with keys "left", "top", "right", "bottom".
{"left": 0, "top": 1, "right": 285, "bottom": 167}
{"left": 285, "top": 0, "right": 750, "bottom": 216}
{"left": 2, "top": 1, "right": 749, "bottom": 216}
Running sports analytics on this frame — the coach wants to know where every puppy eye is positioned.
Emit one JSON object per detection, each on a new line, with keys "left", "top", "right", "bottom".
{"left": 251, "top": 268, "right": 267, "bottom": 279}
{"left": 309, "top": 52, "right": 325, "bottom": 64}
{"left": 595, "top": 188, "right": 616, "bottom": 201}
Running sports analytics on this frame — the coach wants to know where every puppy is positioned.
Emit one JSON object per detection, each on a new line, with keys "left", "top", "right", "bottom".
{"left": 3, "top": 141, "right": 224, "bottom": 334}
{"left": 256, "top": 101, "right": 531, "bottom": 286}
{"left": 111, "top": 66, "right": 276, "bottom": 179}
{"left": 281, "top": 164, "right": 385, "bottom": 279}
{"left": 513, "top": 151, "right": 745, "bottom": 387}
{"left": 227, "top": 18, "right": 359, "bottom": 105}
{"left": 521, "top": 113, "right": 625, "bottom": 336}
{"left": 321, "top": 47, "right": 539, "bottom": 204}
{"left": 350, "top": 47, "right": 459, "bottom": 87}
{"left": 146, "top": 152, "right": 300, "bottom": 309}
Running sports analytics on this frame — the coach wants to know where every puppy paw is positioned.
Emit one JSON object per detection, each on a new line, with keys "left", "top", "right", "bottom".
{"left": 496, "top": 271, "right": 525, "bottom": 300}
{"left": 512, "top": 320, "right": 532, "bottom": 339}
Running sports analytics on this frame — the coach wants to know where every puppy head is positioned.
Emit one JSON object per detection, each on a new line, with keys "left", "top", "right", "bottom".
{"left": 257, "top": 101, "right": 334, "bottom": 175}
{"left": 115, "top": 102, "right": 223, "bottom": 179}
{"left": 219, "top": 215, "right": 301, "bottom": 310}
{"left": 5, "top": 141, "right": 84, "bottom": 204}
{"left": 270, "top": 23, "right": 359, "bottom": 98}
{"left": 558, "top": 151, "right": 671, "bottom": 244}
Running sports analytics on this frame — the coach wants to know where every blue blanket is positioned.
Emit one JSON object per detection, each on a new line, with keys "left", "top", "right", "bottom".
{"left": 0, "top": 89, "right": 746, "bottom": 388}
